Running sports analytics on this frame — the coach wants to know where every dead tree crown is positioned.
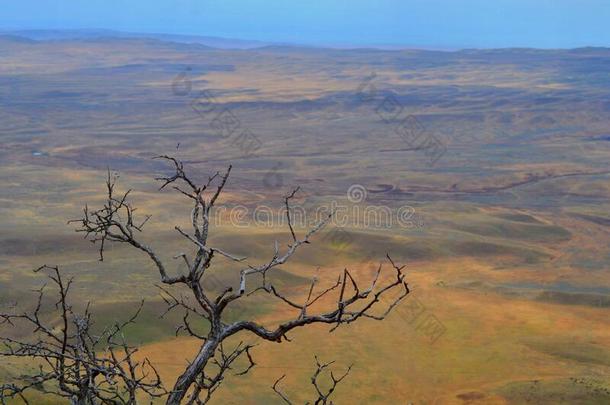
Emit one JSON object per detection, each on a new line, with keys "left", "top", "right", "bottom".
{"left": 68, "top": 155, "right": 409, "bottom": 404}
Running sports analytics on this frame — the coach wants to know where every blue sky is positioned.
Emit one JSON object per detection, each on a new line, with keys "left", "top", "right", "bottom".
{"left": 2, "top": 0, "right": 609, "bottom": 49}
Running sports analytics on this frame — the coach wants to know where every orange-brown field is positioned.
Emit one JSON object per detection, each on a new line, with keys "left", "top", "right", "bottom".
{"left": 0, "top": 33, "right": 609, "bottom": 404}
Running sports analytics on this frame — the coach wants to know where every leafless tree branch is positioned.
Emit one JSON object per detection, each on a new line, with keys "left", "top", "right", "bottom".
{"left": 272, "top": 356, "right": 353, "bottom": 405}
{"left": 0, "top": 266, "right": 166, "bottom": 405}
{"left": 71, "top": 155, "right": 409, "bottom": 404}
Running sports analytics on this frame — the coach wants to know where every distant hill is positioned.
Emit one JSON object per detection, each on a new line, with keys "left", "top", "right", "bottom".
{"left": 0, "top": 29, "right": 274, "bottom": 49}
{"left": 0, "top": 34, "right": 37, "bottom": 44}
{"left": 3, "top": 29, "right": 609, "bottom": 54}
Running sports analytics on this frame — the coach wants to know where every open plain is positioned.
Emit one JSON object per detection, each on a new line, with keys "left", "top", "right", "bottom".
{"left": 0, "top": 33, "right": 609, "bottom": 403}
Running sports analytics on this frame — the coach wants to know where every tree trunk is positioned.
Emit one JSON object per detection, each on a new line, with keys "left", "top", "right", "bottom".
{"left": 70, "top": 394, "right": 95, "bottom": 405}
{"left": 166, "top": 338, "right": 219, "bottom": 405}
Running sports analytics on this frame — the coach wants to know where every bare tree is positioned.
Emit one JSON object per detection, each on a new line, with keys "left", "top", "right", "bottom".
{"left": 72, "top": 155, "right": 410, "bottom": 404}
{"left": 272, "top": 356, "right": 352, "bottom": 405}
{"left": 0, "top": 265, "right": 165, "bottom": 405}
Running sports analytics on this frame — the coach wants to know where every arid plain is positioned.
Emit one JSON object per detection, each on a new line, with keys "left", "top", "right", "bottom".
{"left": 0, "top": 34, "right": 609, "bottom": 403}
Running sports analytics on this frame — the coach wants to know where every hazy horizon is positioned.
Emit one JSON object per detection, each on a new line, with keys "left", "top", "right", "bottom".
{"left": 2, "top": 0, "right": 609, "bottom": 49}
{"left": 3, "top": 27, "right": 610, "bottom": 52}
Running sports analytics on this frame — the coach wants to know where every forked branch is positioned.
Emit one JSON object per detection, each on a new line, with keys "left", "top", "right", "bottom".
{"left": 272, "top": 356, "right": 353, "bottom": 405}
{"left": 0, "top": 266, "right": 166, "bottom": 405}
{"left": 71, "top": 155, "right": 409, "bottom": 404}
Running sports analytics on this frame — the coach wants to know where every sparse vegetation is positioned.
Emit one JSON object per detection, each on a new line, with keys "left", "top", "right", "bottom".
{"left": 1, "top": 34, "right": 609, "bottom": 403}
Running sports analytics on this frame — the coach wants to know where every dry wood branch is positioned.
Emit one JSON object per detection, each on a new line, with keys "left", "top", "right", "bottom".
{"left": 72, "top": 155, "right": 408, "bottom": 405}
{"left": 0, "top": 266, "right": 166, "bottom": 405}
{"left": 184, "top": 342, "right": 255, "bottom": 405}
{"left": 272, "top": 356, "right": 353, "bottom": 405}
